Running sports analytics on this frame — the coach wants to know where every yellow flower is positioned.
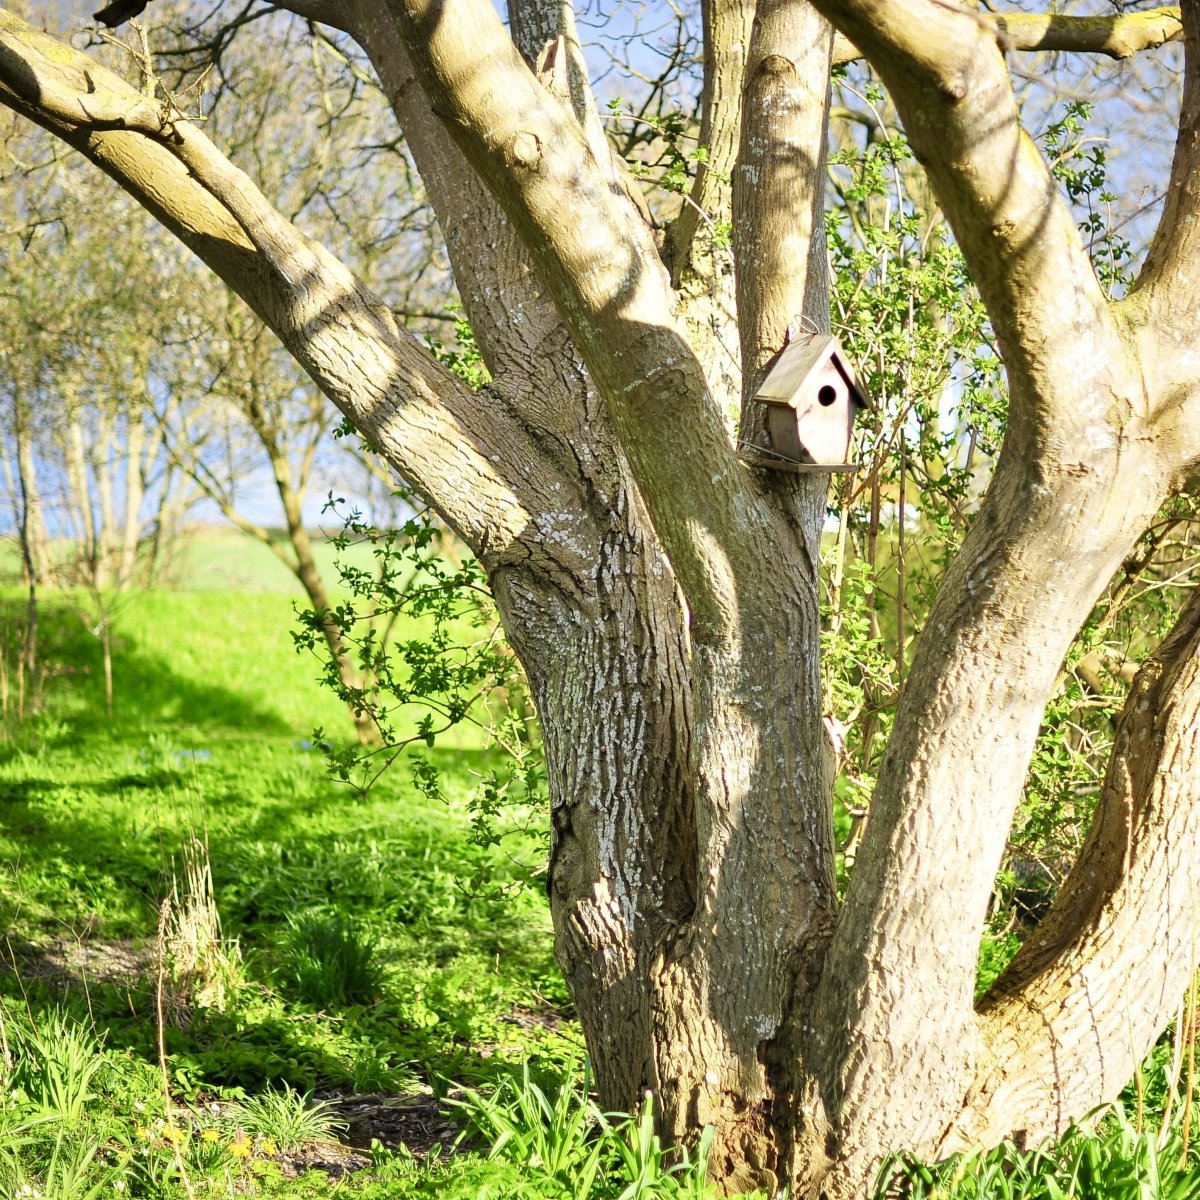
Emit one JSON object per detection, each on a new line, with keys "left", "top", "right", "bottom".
{"left": 201, "top": 1128, "right": 221, "bottom": 1143}
{"left": 229, "top": 1138, "right": 252, "bottom": 1160}
{"left": 258, "top": 1138, "right": 278, "bottom": 1157}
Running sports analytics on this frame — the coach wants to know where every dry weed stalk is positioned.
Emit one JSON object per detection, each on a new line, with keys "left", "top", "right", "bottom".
{"left": 155, "top": 834, "right": 240, "bottom": 1026}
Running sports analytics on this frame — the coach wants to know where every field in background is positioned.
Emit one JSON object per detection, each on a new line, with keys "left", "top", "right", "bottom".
{"left": 171, "top": 526, "right": 381, "bottom": 594}
{"left": 0, "top": 524, "right": 382, "bottom": 597}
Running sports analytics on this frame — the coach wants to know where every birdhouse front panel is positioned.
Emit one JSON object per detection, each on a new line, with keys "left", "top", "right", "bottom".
{"left": 788, "top": 359, "right": 859, "bottom": 464}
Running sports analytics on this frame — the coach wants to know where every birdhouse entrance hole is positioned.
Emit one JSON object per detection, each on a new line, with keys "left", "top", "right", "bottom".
{"left": 818, "top": 385, "right": 837, "bottom": 407}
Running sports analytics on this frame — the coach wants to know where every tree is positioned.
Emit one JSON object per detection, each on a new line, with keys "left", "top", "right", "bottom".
{"left": 0, "top": 2, "right": 1197, "bottom": 1196}
{"left": 0, "top": 108, "right": 185, "bottom": 719}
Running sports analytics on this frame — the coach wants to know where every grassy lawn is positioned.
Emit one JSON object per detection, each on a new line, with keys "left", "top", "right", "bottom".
{"left": 0, "top": 560, "right": 583, "bottom": 1197}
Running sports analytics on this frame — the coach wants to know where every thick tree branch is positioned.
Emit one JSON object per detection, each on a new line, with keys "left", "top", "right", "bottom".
{"left": 667, "top": 0, "right": 754, "bottom": 273}
{"left": 507, "top": 0, "right": 557, "bottom": 60}
{"left": 337, "top": 3, "right": 596, "bottom": 441}
{"left": 802, "top": 8, "right": 1170, "bottom": 1164}
{"left": 0, "top": 8, "right": 572, "bottom": 573}
{"left": 382, "top": 0, "right": 802, "bottom": 635}
{"left": 732, "top": 0, "right": 832, "bottom": 389}
{"left": 810, "top": 0, "right": 1125, "bottom": 439}
{"left": 1137, "top": 1, "right": 1200, "bottom": 350}
{"left": 832, "top": 7, "right": 1183, "bottom": 67}
{"left": 968, "top": 587, "right": 1200, "bottom": 1145}
{"left": 808, "top": 444, "right": 1172, "bottom": 1185}
{"left": 267, "top": 0, "right": 352, "bottom": 30}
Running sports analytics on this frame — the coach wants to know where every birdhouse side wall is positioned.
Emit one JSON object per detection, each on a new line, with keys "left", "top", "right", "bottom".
{"left": 767, "top": 405, "right": 807, "bottom": 462}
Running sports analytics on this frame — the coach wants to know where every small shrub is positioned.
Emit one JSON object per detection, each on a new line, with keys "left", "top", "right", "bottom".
{"left": 3, "top": 1007, "right": 105, "bottom": 1124}
{"left": 280, "top": 909, "right": 383, "bottom": 1008}
{"left": 220, "top": 1083, "right": 347, "bottom": 1152}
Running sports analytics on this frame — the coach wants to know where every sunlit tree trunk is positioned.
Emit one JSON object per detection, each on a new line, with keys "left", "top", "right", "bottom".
{"left": 64, "top": 405, "right": 98, "bottom": 585}
{"left": 92, "top": 404, "right": 119, "bottom": 590}
{"left": 12, "top": 385, "right": 41, "bottom": 716}
{"left": 118, "top": 401, "right": 146, "bottom": 589}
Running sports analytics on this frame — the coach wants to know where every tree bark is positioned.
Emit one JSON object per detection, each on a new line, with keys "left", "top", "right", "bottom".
{"left": 93, "top": 403, "right": 118, "bottom": 590}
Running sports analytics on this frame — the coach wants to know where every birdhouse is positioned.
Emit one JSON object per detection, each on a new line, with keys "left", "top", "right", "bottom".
{"left": 747, "top": 333, "right": 872, "bottom": 472}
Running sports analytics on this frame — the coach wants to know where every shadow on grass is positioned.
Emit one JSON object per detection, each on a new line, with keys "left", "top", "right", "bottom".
{"left": 0, "top": 595, "right": 566, "bottom": 1103}
{"left": 0, "top": 595, "right": 291, "bottom": 739}
{"left": 0, "top": 736, "right": 566, "bottom": 1101}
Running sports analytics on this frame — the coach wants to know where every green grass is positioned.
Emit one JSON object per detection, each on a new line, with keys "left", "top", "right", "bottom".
{"left": 279, "top": 910, "right": 384, "bottom": 1008}
{"left": 0, "top": 545, "right": 576, "bottom": 1196}
{"left": 221, "top": 1085, "right": 348, "bottom": 1151}
{"left": 0, "top": 587, "right": 351, "bottom": 736}
{"left": 0, "top": 527, "right": 382, "bottom": 598}
{"left": 877, "top": 1104, "right": 1200, "bottom": 1199}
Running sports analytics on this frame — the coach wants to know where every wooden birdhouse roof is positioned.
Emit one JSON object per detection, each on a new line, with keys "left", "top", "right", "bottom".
{"left": 755, "top": 333, "right": 872, "bottom": 410}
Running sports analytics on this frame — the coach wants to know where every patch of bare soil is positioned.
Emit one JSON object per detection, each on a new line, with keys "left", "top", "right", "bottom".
{"left": 12, "top": 934, "right": 153, "bottom": 986}
{"left": 274, "top": 1139, "right": 373, "bottom": 1180}
{"left": 265, "top": 1093, "right": 462, "bottom": 1181}
{"left": 329, "top": 1091, "right": 460, "bottom": 1156}
{"left": 185, "top": 1091, "right": 462, "bottom": 1183}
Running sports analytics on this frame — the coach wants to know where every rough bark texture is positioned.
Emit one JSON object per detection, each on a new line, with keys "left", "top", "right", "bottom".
{"left": 1, "top": 2, "right": 1199, "bottom": 1197}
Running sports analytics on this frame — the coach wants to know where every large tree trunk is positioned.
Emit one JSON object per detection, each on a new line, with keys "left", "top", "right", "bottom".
{"left": 493, "top": 477, "right": 837, "bottom": 1192}
{"left": 498, "top": 416, "right": 1187, "bottom": 1199}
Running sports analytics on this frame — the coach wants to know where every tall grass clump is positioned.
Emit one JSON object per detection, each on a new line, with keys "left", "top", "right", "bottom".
{"left": 220, "top": 1083, "right": 347, "bottom": 1151}
{"left": 0, "top": 1007, "right": 138, "bottom": 1199}
{"left": 157, "top": 832, "right": 241, "bottom": 1022}
{"left": 2, "top": 1006, "right": 106, "bottom": 1123}
{"left": 280, "top": 908, "right": 384, "bottom": 1008}
{"left": 450, "top": 1060, "right": 727, "bottom": 1199}
{"left": 0, "top": 1130, "right": 128, "bottom": 1200}
{"left": 875, "top": 1102, "right": 1200, "bottom": 1199}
